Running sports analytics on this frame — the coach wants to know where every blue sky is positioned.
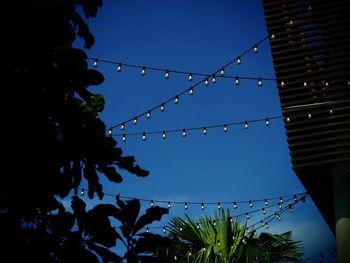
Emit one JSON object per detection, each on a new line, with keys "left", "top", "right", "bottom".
{"left": 75, "top": 0, "right": 335, "bottom": 261}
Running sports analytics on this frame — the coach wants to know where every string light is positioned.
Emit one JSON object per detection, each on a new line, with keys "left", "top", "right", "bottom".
{"left": 196, "top": 223, "right": 200, "bottom": 229}
{"left": 141, "top": 66, "right": 146, "bottom": 76}
{"left": 223, "top": 124, "right": 228, "bottom": 133}
{"left": 133, "top": 117, "right": 138, "bottom": 125}
{"left": 265, "top": 118, "right": 270, "bottom": 126}
{"left": 165, "top": 70, "right": 170, "bottom": 79}
{"left": 217, "top": 202, "right": 221, "bottom": 209}
{"left": 201, "top": 202, "right": 205, "bottom": 210}
{"left": 162, "top": 131, "right": 167, "bottom": 139}
{"left": 220, "top": 68, "right": 225, "bottom": 76}
{"left": 120, "top": 122, "right": 125, "bottom": 130}
{"left": 249, "top": 200, "right": 253, "bottom": 208}
{"left": 122, "top": 134, "right": 126, "bottom": 142}
{"left": 185, "top": 202, "right": 189, "bottom": 210}
{"left": 308, "top": 113, "right": 312, "bottom": 119}
{"left": 174, "top": 96, "right": 180, "bottom": 104}
{"left": 146, "top": 227, "right": 149, "bottom": 233}
{"left": 279, "top": 197, "right": 283, "bottom": 204}
{"left": 117, "top": 63, "right": 122, "bottom": 72}
{"left": 108, "top": 128, "right": 113, "bottom": 137}
{"left": 163, "top": 227, "right": 166, "bottom": 233}
{"left": 146, "top": 111, "right": 151, "bottom": 119}
{"left": 182, "top": 129, "right": 187, "bottom": 137}
{"left": 92, "top": 58, "right": 98, "bottom": 67}
{"left": 160, "top": 103, "right": 165, "bottom": 112}
{"left": 151, "top": 200, "right": 154, "bottom": 207}
{"left": 211, "top": 75, "right": 217, "bottom": 83}
{"left": 303, "top": 82, "right": 308, "bottom": 87}
{"left": 280, "top": 81, "right": 285, "bottom": 87}
{"left": 168, "top": 201, "right": 172, "bottom": 208}
{"left": 204, "top": 79, "right": 209, "bottom": 86}
{"left": 236, "top": 56, "right": 241, "bottom": 65}
{"left": 258, "top": 78, "right": 263, "bottom": 87}
{"left": 262, "top": 207, "right": 266, "bottom": 214}
{"left": 271, "top": 33, "right": 275, "bottom": 40}
{"left": 233, "top": 202, "right": 237, "bottom": 209}
{"left": 188, "top": 72, "right": 193, "bottom": 81}
{"left": 253, "top": 45, "right": 258, "bottom": 53}
{"left": 286, "top": 117, "right": 291, "bottom": 123}
{"left": 244, "top": 121, "right": 249, "bottom": 129}
{"left": 235, "top": 76, "right": 240, "bottom": 86}
{"left": 80, "top": 189, "right": 84, "bottom": 196}
{"left": 246, "top": 213, "right": 250, "bottom": 219}
{"left": 142, "top": 132, "right": 146, "bottom": 141}
{"left": 203, "top": 127, "right": 207, "bottom": 135}
{"left": 288, "top": 204, "right": 293, "bottom": 212}
{"left": 189, "top": 87, "right": 194, "bottom": 95}
{"left": 264, "top": 199, "right": 268, "bottom": 206}
{"left": 101, "top": 35, "right": 273, "bottom": 130}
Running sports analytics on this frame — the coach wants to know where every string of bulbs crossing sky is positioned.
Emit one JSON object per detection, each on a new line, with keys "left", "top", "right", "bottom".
{"left": 93, "top": 34, "right": 272, "bottom": 132}
{"left": 146, "top": 195, "right": 309, "bottom": 261}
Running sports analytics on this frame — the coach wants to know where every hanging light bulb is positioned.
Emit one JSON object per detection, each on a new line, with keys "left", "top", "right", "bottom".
{"left": 279, "top": 197, "right": 283, "bottom": 204}
{"left": 264, "top": 199, "right": 268, "bottom": 206}
{"left": 174, "top": 255, "right": 177, "bottom": 261}
{"left": 146, "top": 227, "right": 149, "bottom": 233}
{"left": 271, "top": 33, "right": 275, "bottom": 40}
{"left": 278, "top": 203, "right": 282, "bottom": 209}
{"left": 213, "top": 220, "right": 217, "bottom": 227}
{"left": 280, "top": 81, "right": 285, "bottom": 87}
{"left": 196, "top": 223, "right": 200, "bottom": 229}
{"left": 167, "top": 201, "right": 171, "bottom": 208}
{"left": 262, "top": 207, "right": 266, "bottom": 214}
{"left": 217, "top": 240, "right": 221, "bottom": 246}
{"left": 108, "top": 128, "right": 113, "bottom": 137}
{"left": 142, "top": 132, "right": 146, "bottom": 141}
{"left": 249, "top": 200, "right": 253, "bottom": 208}
{"left": 253, "top": 45, "right": 258, "bottom": 53}
{"left": 235, "top": 76, "right": 240, "bottom": 86}
{"left": 141, "top": 66, "right": 146, "bottom": 76}
{"left": 289, "top": 204, "right": 293, "bottom": 212}
{"left": 189, "top": 87, "right": 194, "bottom": 96}
{"left": 150, "top": 200, "right": 154, "bottom": 207}
{"left": 275, "top": 213, "right": 281, "bottom": 220}
{"left": 201, "top": 202, "right": 205, "bottom": 210}
{"left": 233, "top": 202, "right": 237, "bottom": 209}
{"left": 265, "top": 118, "right": 270, "bottom": 126}
{"left": 230, "top": 217, "right": 233, "bottom": 223}
{"left": 146, "top": 111, "right": 151, "bottom": 119}
{"left": 184, "top": 202, "right": 188, "bottom": 210}
{"left": 92, "top": 58, "right": 98, "bottom": 67}
{"left": 223, "top": 124, "right": 228, "bottom": 133}
{"left": 120, "top": 122, "right": 125, "bottom": 130}
{"left": 220, "top": 68, "right": 225, "bottom": 76}
{"left": 117, "top": 63, "right": 122, "bottom": 72}
{"left": 174, "top": 96, "right": 180, "bottom": 104}
{"left": 308, "top": 113, "right": 312, "bottom": 119}
{"left": 246, "top": 213, "right": 250, "bottom": 219}
{"left": 244, "top": 121, "right": 249, "bottom": 129}
{"left": 203, "top": 127, "right": 207, "bottom": 135}
{"left": 182, "top": 129, "right": 187, "bottom": 137}
{"left": 303, "top": 82, "right": 308, "bottom": 87}
{"left": 164, "top": 70, "right": 170, "bottom": 79}
{"left": 179, "top": 227, "right": 183, "bottom": 232}
{"left": 162, "top": 131, "right": 167, "bottom": 140}
{"left": 211, "top": 75, "right": 216, "bottom": 83}
{"left": 236, "top": 56, "right": 241, "bottom": 65}
{"left": 289, "top": 20, "right": 294, "bottom": 26}
{"left": 204, "top": 79, "right": 209, "bottom": 86}
{"left": 265, "top": 222, "right": 269, "bottom": 229}
{"left": 329, "top": 109, "right": 333, "bottom": 115}
{"left": 188, "top": 72, "right": 193, "bottom": 81}
{"left": 133, "top": 117, "right": 138, "bottom": 125}
{"left": 258, "top": 78, "right": 263, "bottom": 87}
{"left": 294, "top": 194, "right": 298, "bottom": 203}
{"left": 80, "top": 188, "right": 84, "bottom": 196}
{"left": 261, "top": 220, "right": 265, "bottom": 226}
{"left": 160, "top": 103, "right": 165, "bottom": 112}
{"left": 122, "top": 134, "right": 126, "bottom": 142}
{"left": 217, "top": 202, "right": 221, "bottom": 209}
{"left": 163, "top": 227, "right": 166, "bottom": 233}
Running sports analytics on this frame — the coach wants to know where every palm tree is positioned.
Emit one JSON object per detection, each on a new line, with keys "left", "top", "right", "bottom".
{"left": 158, "top": 209, "right": 302, "bottom": 262}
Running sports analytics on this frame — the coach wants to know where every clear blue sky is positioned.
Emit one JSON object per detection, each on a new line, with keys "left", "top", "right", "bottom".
{"left": 75, "top": 0, "right": 335, "bottom": 261}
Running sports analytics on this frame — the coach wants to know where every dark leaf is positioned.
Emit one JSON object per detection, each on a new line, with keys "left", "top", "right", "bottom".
{"left": 135, "top": 233, "right": 172, "bottom": 254}
{"left": 87, "top": 241, "right": 123, "bottom": 262}
{"left": 87, "top": 69, "right": 105, "bottom": 85}
{"left": 133, "top": 206, "right": 168, "bottom": 234}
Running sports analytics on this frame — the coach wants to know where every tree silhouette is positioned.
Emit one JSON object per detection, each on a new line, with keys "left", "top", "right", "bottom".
{"left": 2, "top": 0, "right": 169, "bottom": 262}
{"left": 158, "top": 209, "right": 303, "bottom": 262}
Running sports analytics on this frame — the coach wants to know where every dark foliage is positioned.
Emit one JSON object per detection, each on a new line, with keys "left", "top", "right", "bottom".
{"left": 1, "top": 0, "right": 169, "bottom": 262}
